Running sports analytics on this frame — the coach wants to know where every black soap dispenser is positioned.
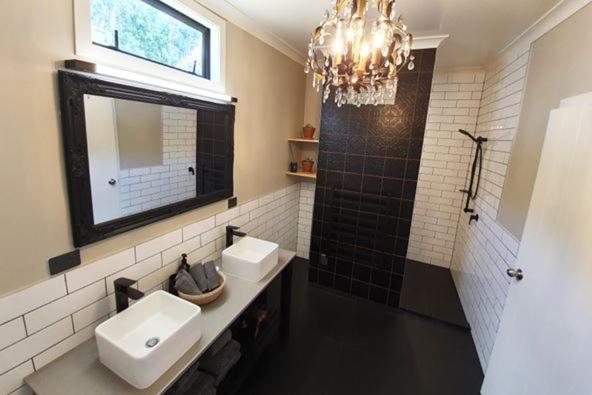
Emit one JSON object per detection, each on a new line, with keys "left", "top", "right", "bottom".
{"left": 168, "top": 253, "right": 190, "bottom": 295}
{"left": 180, "top": 253, "right": 190, "bottom": 271}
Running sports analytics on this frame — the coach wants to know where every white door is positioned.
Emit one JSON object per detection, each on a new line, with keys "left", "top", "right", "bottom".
{"left": 482, "top": 92, "right": 592, "bottom": 394}
{"left": 84, "top": 95, "right": 121, "bottom": 224}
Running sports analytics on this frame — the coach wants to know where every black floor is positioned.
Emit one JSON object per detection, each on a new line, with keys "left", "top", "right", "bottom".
{"left": 400, "top": 260, "right": 470, "bottom": 328}
{"left": 238, "top": 259, "right": 483, "bottom": 395}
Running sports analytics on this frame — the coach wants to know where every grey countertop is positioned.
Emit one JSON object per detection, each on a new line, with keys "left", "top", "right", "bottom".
{"left": 25, "top": 250, "right": 296, "bottom": 395}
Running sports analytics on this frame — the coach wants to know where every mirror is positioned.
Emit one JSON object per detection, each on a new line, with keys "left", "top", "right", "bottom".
{"left": 84, "top": 96, "right": 198, "bottom": 224}
{"left": 59, "top": 71, "right": 234, "bottom": 247}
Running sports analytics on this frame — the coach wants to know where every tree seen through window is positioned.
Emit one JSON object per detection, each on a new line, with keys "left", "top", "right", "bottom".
{"left": 90, "top": 0, "right": 208, "bottom": 77}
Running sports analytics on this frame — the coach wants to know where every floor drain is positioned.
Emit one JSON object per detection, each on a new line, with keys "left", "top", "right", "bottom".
{"left": 145, "top": 337, "right": 160, "bottom": 348}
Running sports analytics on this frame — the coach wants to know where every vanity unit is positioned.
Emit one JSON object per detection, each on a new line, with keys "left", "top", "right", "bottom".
{"left": 25, "top": 250, "right": 296, "bottom": 395}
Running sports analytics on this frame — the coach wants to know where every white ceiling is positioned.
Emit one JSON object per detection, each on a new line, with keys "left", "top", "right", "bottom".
{"left": 223, "top": 0, "right": 561, "bottom": 68}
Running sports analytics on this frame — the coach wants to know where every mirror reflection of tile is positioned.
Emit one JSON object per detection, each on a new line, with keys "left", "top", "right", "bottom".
{"left": 118, "top": 106, "right": 197, "bottom": 217}
{"left": 85, "top": 98, "right": 197, "bottom": 223}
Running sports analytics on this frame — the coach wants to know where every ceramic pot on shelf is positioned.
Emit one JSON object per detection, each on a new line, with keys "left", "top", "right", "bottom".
{"left": 301, "top": 159, "right": 314, "bottom": 173}
{"left": 302, "top": 124, "right": 316, "bottom": 139}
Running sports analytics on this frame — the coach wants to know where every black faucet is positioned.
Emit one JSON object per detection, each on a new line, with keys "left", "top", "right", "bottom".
{"left": 114, "top": 278, "right": 144, "bottom": 313}
{"left": 226, "top": 225, "right": 246, "bottom": 248}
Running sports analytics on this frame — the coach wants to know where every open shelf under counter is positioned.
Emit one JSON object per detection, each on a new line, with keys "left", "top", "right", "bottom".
{"left": 285, "top": 171, "right": 316, "bottom": 180}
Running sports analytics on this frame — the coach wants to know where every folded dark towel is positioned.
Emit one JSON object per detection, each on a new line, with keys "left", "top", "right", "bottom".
{"left": 212, "top": 351, "right": 241, "bottom": 386}
{"left": 174, "top": 361, "right": 201, "bottom": 392}
{"left": 204, "top": 261, "right": 220, "bottom": 291}
{"left": 175, "top": 270, "right": 202, "bottom": 295}
{"left": 202, "top": 329, "right": 232, "bottom": 359}
{"left": 199, "top": 339, "right": 241, "bottom": 379}
{"left": 187, "top": 371, "right": 216, "bottom": 395}
{"left": 189, "top": 263, "right": 209, "bottom": 292}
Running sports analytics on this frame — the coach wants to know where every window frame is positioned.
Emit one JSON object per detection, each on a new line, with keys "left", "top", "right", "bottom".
{"left": 90, "top": 0, "right": 212, "bottom": 79}
{"left": 74, "top": 0, "right": 226, "bottom": 94}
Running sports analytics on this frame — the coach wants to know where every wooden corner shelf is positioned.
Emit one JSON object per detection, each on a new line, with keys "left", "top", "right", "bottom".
{"left": 286, "top": 171, "right": 316, "bottom": 180}
{"left": 288, "top": 138, "right": 319, "bottom": 143}
{"left": 287, "top": 135, "right": 318, "bottom": 180}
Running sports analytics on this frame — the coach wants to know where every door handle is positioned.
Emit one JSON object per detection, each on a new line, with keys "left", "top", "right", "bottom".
{"left": 108, "top": 178, "right": 117, "bottom": 186}
{"left": 506, "top": 268, "right": 524, "bottom": 281}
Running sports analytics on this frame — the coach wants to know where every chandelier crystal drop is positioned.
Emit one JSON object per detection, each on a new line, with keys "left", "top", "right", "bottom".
{"left": 305, "top": 0, "right": 414, "bottom": 107}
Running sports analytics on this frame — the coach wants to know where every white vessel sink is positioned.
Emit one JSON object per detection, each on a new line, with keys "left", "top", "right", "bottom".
{"left": 95, "top": 290, "right": 202, "bottom": 389}
{"left": 222, "top": 236, "right": 279, "bottom": 282}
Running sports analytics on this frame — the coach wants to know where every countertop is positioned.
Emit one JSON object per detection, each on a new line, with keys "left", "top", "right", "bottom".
{"left": 25, "top": 250, "right": 296, "bottom": 395}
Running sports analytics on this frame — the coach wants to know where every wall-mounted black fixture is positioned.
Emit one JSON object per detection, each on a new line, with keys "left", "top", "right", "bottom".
{"left": 226, "top": 225, "right": 246, "bottom": 248}
{"left": 188, "top": 166, "right": 195, "bottom": 175}
{"left": 458, "top": 129, "right": 487, "bottom": 224}
{"left": 114, "top": 278, "right": 144, "bottom": 313}
{"left": 227, "top": 196, "right": 237, "bottom": 209}
{"left": 48, "top": 249, "right": 80, "bottom": 275}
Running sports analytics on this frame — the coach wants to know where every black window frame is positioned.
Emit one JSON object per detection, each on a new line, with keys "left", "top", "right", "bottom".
{"left": 91, "top": 0, "right": 211, "bottom": 79}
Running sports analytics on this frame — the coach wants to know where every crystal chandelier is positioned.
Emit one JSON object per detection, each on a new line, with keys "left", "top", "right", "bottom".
{"left": 305, "top": 0, "right": 414, "bottom": 107}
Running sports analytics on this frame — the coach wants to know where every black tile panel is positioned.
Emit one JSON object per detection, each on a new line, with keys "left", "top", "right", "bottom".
{"left": 310, "top": 48, "right": 435, "bottom": 306}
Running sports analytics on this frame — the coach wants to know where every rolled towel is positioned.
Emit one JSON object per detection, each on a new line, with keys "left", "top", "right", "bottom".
{"left": 202, "top": 329, "right": 232, "bottom": 359}
{"left": 204, "top": 261, "right": 220, "bottom": 291}
{"left": 175, "top": 270, "right": 202, "bottom": 295}
{"left": 189, "top": 263, "right": 209, "bottom": 292}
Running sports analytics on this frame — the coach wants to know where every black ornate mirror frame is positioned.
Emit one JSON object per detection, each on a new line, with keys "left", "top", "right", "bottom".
{"left": 58, "top": 71, "right": 235, "bottom": 247}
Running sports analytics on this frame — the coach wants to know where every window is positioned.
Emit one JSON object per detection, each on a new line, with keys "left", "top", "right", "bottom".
{"left": 74, "top": 0, "right": 225, "bottom": 95}
{"left": 90, "top": 0, "right": 210, "bottom": 78}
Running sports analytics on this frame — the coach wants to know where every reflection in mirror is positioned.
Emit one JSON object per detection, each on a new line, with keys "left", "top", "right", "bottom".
{"left": 84, "top": 95, "right": 197, "bottom": 224}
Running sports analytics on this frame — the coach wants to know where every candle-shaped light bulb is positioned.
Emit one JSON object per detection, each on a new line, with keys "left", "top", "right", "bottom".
{"left": 373, "top": 29, "right": 385, "bottom": 49}
{"left": 360, "top": 42, "right": 370, "bottom": 57}
{"left": 333, "top": 38, "right": 344, "bottom": 54}
{"left": 346, "top": 27, "right": 355, "bottom": 41}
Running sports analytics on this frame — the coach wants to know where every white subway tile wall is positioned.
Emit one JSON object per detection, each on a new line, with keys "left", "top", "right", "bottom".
{"left": 451, "top": 49, "right": 529, "bottom": 369}
{"left": 0, "top": 319, "right": 26, "bottom": 351}
{"left": 296, "top": 181, "right": 315, "bottom": 259}
{"left": 408, "top": 69, "right": 486, "bottom": 268}
{"left": 0, "top": 277, "right": 67, "bottom": 325}
{"left": 0, "top": 184, "right": 299, "bottom": 394}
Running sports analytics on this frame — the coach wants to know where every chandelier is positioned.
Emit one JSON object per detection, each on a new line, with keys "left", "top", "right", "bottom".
{"left": 305, "top": 0, "right": 414, "bottom": 107}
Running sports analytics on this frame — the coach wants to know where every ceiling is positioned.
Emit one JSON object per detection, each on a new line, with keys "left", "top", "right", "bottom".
{"left": 223, "top": 0, "right": 561, "bottom": 68}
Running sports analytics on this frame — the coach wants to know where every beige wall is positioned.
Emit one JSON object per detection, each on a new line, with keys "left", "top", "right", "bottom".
{"left": 0, "top": 0, "right": 305, "bottom": 296}
{"left": 303, "top": 73, "right": 322, "bottom": 128}
{"left": 498, "top": 3, "right": 592, "bottom": 238}
{"left": 298, "top": 73, "right": 322, "bottom": 168}
{"left": 115, "top": 99, "right": 163, "bottom": 170}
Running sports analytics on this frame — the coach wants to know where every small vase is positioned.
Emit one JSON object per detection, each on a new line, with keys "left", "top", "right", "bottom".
{"left": 301, "top": 160, "right": 314, "bottom": 173}
{"left": 302, "top": 126, "right": 316, "bottom": 139}
{"left": 289, "top": 162, "right": 298, "bottom": 172}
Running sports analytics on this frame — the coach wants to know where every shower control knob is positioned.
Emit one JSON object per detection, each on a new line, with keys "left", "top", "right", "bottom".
{"left": 506, "top": 268, "right": 524, "bottom": 281}
{"left": 108, "top": 178, "right": 117, "bottom": 186}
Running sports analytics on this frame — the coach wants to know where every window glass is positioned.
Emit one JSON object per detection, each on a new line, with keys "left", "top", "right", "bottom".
{"left": 90, "top": 0, "right": 209, "bottom": 77}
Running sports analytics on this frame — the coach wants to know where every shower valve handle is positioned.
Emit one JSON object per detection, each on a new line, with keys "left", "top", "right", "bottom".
{"left": 506, "top": 268, "right": 524, "bottom": 281}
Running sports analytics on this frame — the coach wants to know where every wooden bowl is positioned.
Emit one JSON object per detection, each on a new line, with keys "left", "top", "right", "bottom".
{"left": 177, "top": 271, "right": 225, "bottom": 305}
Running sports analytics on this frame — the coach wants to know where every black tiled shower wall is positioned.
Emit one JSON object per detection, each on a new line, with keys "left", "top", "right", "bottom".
{"left": 308, "top": 49, "right": 436, "bottom": 307}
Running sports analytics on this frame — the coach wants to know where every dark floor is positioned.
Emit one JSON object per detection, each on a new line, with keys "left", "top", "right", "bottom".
{"left": 238, "top": 259, "right": 483, "bottom": 395}
{"left": 400, "top": 260, "right": 470, "bottom": 328}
